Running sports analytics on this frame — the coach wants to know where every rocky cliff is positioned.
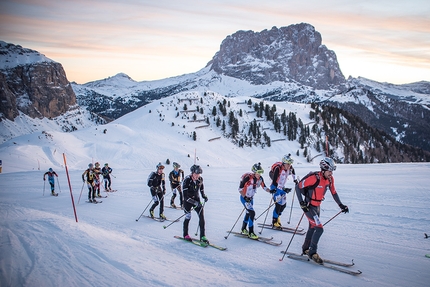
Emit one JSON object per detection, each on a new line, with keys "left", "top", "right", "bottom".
{"left": 0, "top": 41, "right": 76, "bottom": 121}
{"left": 208, "top": 23, "right": 345, "bottom": 89}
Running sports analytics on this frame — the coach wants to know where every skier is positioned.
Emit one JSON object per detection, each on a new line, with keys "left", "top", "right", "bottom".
{"left": 269, "top": 154, "right": 299, "bottom": 228}
{"left": 169, "top": 162, "right": 185, "bottom": 208}
{"left": 43, "top": 168, "right": 58, "bottom": 196}
{"left": 102, "top": 163, "right": 113, "bottom": 191}
{"left": 238, "top": 163, "right": 271, "bottom": 239}
{"left": 295, "top": 157, "right": 349, "bottom": 264}
{"left": 82, "top": 163, "right": 96, "bottom": 202}
{"left": 148, "top": 163, "right": 167, "bottom": 219}
{"left": 94, "top": 162, "right": 102, "bottom": 197}
{"left": 182, "top": 164, "right": 208, "bottom": 243}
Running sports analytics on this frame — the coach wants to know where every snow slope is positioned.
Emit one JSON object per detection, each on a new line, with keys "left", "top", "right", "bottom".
{"left": 0, "top": 164, "right": 429, "bottom": 287}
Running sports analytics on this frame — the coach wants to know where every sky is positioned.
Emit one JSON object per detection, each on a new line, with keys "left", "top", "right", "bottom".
{"left": 0, "top": 0, "right": 429, "bottom": 85}
{"left": 1, "top": 89, "right": 430, "bottom": 286}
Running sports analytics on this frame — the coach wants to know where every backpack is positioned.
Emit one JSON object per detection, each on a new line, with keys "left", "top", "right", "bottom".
{"left": 268, "top": 162, "right": 283, "bottom": 180}
{"left": 147, "top": 172, "right": 155, "bottom": 187}
{"left": 299, "top": 172, "right": 320, "bottom": 194}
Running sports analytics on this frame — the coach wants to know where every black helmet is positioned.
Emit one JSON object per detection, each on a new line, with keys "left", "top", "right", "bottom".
{"left": 190, "top": 164, "right": 202, "bottom": 174}
{"left": 156, "top": 162, "right": 165, "bottom": 170}
{"left": 251, "top": 163, "right": 264, "bottom": 174}
{"left": 173, "top": 162, "right": 180, "bottom": 168}
{"left": 320, "top": 157, "right": 336, "bottom": 171}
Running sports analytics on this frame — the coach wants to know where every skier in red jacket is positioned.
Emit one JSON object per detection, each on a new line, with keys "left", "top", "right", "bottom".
{"left": 295, "top": 157, "right": 349, "bottom": 264}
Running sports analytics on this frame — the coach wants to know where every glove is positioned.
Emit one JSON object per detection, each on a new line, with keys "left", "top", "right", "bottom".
{"left": 163, "top": 188, "right": 166, "bottom": 195}
{"left": 294, "top": 179, "right": 299, "bottom": 185}
{"left": 244, "top": 196, "right": 251, "bottom": 202}
{"left": 194, "top": 200, "right": 202, "bottom": 208}
{"left": 339, "top": 204, "right": 349, "bottom": 213}
{"left": 300, "top": 201, "right": 309, "bottom": 213}
{"left": 269, "top": 184, "right": 277, "bottom": 194}
{"left": 43, "top": 178, "right": 46, "bottom": 181}
{"left": 202, "top": 195, "right": 208, "bottom": 202}
{"left": 283, "top": 187, "right": 292, "bottom": 194}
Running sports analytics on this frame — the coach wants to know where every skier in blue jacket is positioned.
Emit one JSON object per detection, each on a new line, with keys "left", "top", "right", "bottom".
{"left": 43, "top": 168, "right": 58, "bottom": 196}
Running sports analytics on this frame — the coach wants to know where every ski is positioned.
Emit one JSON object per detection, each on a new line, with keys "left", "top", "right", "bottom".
{"left": 282, "top": 252, "right": 355, "bottom": 267}
{"left": 191, "top": 238, "right": 227, "bottom": 251}
{"left": 257, "top": 223, "right": 306, "bottom": 235}
{"left": 226, "top": 231, "right": 273, "bottom": 241}
{"left": 286, "top": 253, "right": 362, "bottom": 275}
{"left": 227, "top": 231, "right": 282, "bottom": 246}
{"left": 186, "top": 236, "right": 227, "bottom": 251}
{"left": 96, "top": 195, "right": 108, "bottom": 198}
{"left": 425, "top": 254, "right": 430, "bottom": 258}
{"left": 165, "top": 205, "right": 183, "bottom": 210}
{"left": 86, "top": 200, "right": 102, "bottom": 204}
{"left": 51, "top": 193, "right": 58, "bottom": 197}
{"left": 174, "top": 235, "right": 208, "bottom": 247}
{"left": 143, "top": 215, "right": 179, "bottom": 222}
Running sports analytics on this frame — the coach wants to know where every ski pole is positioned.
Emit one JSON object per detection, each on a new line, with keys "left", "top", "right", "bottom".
{"left": 136, "top": 198, "right": 154, "bottom": 222}
{"left": 287, "top": 190, "right": 296, "bottom": 224}
{"left": 78, "top": 181, "right": 85, "bottom": 204}
{"left": 224, "top": 207, "right": 246, "bottom": 239}
{"left": 279, "top": 212, "right": 305, "bottom": 261}
{"left": 194, "top": 201, "right": 206, "bottom": 236}
{"left": 255, "top": 195, "right": 282, "bottom": 220}
{"left": 56, "top": 177, "right": 62, "bottom": 193}
{"left": 323, "top": 210, "right": 342, "bottom": 226}
{"left": 162, "top": 207, "right": 194, "bottom": 229}
{"left": 43, "top": 180, "right": 46, "bottom": 196}
{"left": 259, "top": 197, "right": 273, "bottom": 234}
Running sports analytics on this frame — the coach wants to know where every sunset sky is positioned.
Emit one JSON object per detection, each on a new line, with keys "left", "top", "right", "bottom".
{"left": 1, "top": 0, "right": 429, "bottom": 85}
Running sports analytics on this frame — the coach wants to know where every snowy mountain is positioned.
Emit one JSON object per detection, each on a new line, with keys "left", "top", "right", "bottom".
{"left": 208, "top": 24, "right": 346, "bottom": 89}
{"left": 1, "top": 23, "right": 430, "bottom": 157}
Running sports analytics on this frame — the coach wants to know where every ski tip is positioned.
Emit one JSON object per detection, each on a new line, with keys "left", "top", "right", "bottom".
{"left": 425, "top": 233, "right": 428, "bottom": 239}
{"left": 163, "top": 226, "right": 167, "bottom": 229}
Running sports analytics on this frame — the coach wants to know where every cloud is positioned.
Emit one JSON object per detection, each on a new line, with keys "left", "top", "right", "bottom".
{"left": 1, "top": 0, "right": 429, "bottom": 83}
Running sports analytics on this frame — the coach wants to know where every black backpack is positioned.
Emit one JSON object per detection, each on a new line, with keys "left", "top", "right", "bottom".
{"left": 147, "top": 172, "right": 155, "bottom": 187}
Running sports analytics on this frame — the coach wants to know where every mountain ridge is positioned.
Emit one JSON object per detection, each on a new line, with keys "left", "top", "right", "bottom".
{"left": 1, "top": 23, "right": 429, "bottom": 158}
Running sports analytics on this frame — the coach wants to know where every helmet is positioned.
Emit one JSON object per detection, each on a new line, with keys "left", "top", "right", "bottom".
{"left": 88, "top": 163, "right": 94, "bottom": 168}
{"left": 282, "top": 154, "right": 294, "bottom": 165}
{"left": 156, "top": 162, "right": 165, "bottom": 169}
{"left": 95, "top": 162, "right": 100, "bottom": 168}
{"left": 190, "top": 164, "right": 203, "bottom": 174}
{"left": 320, "top": 157, "right": 336, "bottom": 171}
{"left": 251, "top": 163, "right": 264, "bottom": 174}
{"left": 173, "top": 162, "right": 180, "bottom": 169}
{"left": 104, "top": 163, "right": 108, "bottom": 166}
{"left": 49, "top": 168, "right": 53, "bottom": 172}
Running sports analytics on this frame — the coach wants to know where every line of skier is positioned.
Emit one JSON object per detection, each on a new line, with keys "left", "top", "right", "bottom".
{"left": 146, "top": 154, "right": 349, "bottom": 264}
{"left": 43, "top": 162, "right": 114, "bottom": 203}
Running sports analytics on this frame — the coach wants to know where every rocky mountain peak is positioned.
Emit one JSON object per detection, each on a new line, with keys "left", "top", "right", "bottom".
{"left": 207, "top": 23, "right": 345, "bottom": 89}
{"left": 0, "top": 41, "right": 76, "bottom": 121}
